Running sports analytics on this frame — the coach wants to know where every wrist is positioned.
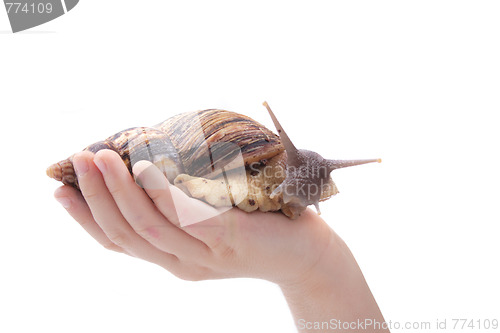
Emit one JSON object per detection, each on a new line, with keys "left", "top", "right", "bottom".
{"left": 278, "top": 230, "right": 388, "bottom": 331}
{"left": 278, "top": 229, "right": 348, "bottom": 300}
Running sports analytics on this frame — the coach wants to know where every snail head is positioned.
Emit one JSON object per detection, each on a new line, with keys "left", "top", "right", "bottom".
{"left": 262, "top": 102, "right": 381, "bottom": 217}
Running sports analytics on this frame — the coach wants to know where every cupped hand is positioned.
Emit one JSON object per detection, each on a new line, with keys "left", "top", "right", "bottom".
{"left": 53, "top": 149, "right": 334, "bottom": 285}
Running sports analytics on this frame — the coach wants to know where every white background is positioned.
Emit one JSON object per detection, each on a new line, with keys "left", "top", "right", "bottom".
{"left": 1, "top": 1, "right": 499, "bottom": 332}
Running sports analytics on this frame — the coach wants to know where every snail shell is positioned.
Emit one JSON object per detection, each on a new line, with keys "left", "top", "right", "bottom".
{"left": 47, "top": 104, "right": 380, "bottom": 219}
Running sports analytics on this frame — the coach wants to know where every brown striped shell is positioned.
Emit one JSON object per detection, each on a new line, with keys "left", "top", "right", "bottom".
{"left": 47, "top": 109, "right": 284, "bottom": 189}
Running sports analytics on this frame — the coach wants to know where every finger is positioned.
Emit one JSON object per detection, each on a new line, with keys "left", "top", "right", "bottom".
{"left": 132, "top": 160, "right": 233, "bottom": 250}
{"left": 73, "top": 151, "right": 180, "bottom": 270}
{"left": 132, "top": 160, "right": 180, "bottom": 225}
{"left": 93, "top": 150, "right": 211, "bottom": 261}
{"left": 54, "top": 185, "right": 126, "bottom": 254}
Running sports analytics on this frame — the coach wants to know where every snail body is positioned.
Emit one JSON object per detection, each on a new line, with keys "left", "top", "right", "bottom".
{"left": 47, "top": 103, "right": 380, "bottom": 219}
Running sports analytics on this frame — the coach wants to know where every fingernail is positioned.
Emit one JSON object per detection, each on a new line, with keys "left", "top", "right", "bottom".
{"left": 56, "top": 197, "right": 72, "bottom": 209}
{"left": 94, "top": 157, "right": 107, "bottom": 174}
{"left": 73, "top": 157, "right": 89, "bottom": 177}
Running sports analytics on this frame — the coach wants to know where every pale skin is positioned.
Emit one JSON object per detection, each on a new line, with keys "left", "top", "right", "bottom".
{"left": 53, "top": 149, "right": 389, "bottom": 333}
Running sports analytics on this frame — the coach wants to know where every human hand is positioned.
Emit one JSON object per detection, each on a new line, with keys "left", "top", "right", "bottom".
{"left": 54, "top": 149, "right": 388, "bottom": 331}
{"left": 53, "top": 149, "right": 334, "bottom": 285}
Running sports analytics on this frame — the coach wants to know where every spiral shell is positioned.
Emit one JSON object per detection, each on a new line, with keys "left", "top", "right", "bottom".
{"left": 47, "top": 110, "right": 282, "bottom": 185}
{"left": 46, "top": 109, "right": 304, "bottom": 217}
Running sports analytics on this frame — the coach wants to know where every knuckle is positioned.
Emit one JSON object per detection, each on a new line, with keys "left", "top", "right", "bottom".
{"left": 216, "top": 245, "right": 236, "bottom": 261}
{"left": 82, "top": 189, "right": 100, "bottom": 201}
{"left": 210, "top": 238, "right": 236, "bottom": 260}
{"left": 103, "top": 241, "right": 121, "bottom": 252}
{"left": 175, "top": 266, "right": 211, "bottom": 282}
{"left": 147, "top": 189, "right": 163, "bottom": 203}
{"left": 108, "top": 185, "right": 123, "bottom": 198}
{"left": 107, "top": 232, "right": 129, "bottom": 248}
{"left": 76, "top": 217, "right": 91, "bottom": 228}
{"left": 135, "top": 225, "right": 157, "bottom": 241}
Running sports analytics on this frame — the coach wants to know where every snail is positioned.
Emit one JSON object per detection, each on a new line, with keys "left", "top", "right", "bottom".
{"left": 46, "top": 102, "right": 381, "bottom": 219}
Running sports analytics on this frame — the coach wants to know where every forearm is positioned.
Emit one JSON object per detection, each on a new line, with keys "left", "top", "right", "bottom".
{"left": 279, "top": 231, "right": 389, "bottom": 333}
